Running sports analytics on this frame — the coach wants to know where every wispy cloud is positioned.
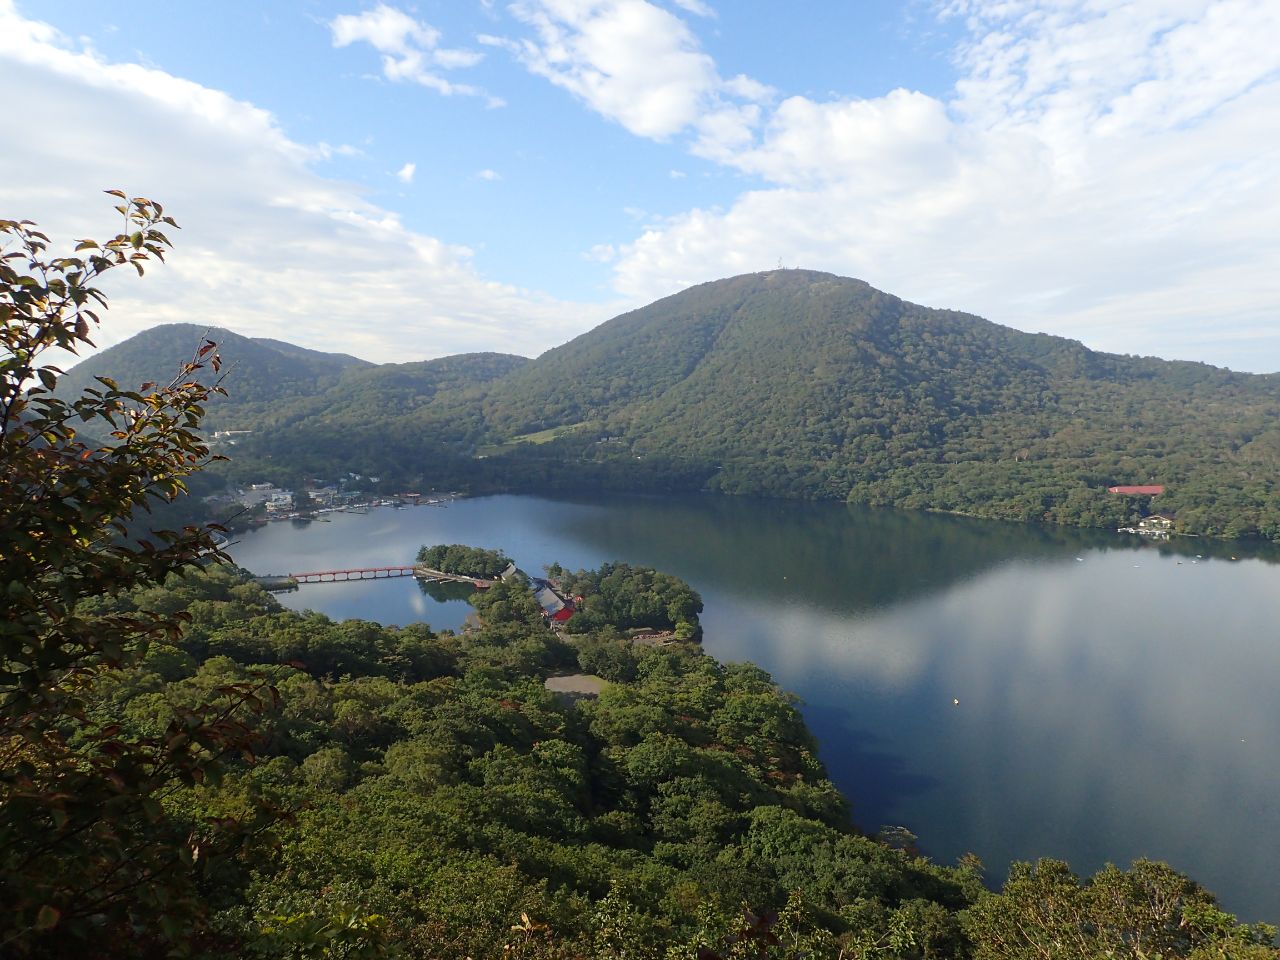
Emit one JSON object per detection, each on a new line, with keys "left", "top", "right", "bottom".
{"left": 396, "top": 161, "right": 415, "bottom": 183}
{"left": 330, "top": 4, "right": 492, "bottom": 100}
{"left": 666, "top": 0, "right": 715, "bottom": 17}
{"left": 476, "top": 168, "right": 502, "bottom": 181}
{"left": 483, "top": 0, "right": 770, "bottom": 150}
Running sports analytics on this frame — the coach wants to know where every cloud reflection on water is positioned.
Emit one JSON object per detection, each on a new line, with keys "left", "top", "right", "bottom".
{"left": 702, "top": 548, "right": 1280, "bottom": 921}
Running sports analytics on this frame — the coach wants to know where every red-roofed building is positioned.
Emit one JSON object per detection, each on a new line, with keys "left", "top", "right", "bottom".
{"left": 534, "top": 583, "right": 575, "bottom": 623}
{"left": 1107, "top": 485, "right": 1165, "bottom": 495}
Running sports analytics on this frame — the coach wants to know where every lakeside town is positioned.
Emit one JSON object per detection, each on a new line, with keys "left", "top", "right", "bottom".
{"left": 204, "top": 472, "right": 466, "bottom": 527}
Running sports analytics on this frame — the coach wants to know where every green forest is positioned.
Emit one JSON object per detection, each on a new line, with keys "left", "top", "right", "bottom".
{"left": 6, "top": 200, "right": 1280, "bottom": 959}
{"left": 416, "top": 544, "right": 513, "bottom": 579}
{"left": 554, "top": 562, "right": 704, "bottom": 641}
{"left": 74, "top": 271, "right": 1280, "bottom": 541}
{"left": 10, "top": 563, "right": 1278, "bottom": 958}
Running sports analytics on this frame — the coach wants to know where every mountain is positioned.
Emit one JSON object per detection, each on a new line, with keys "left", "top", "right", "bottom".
{"left": 77, "top": 272, "right": 1280, "bottom": 539}
{"left": 477, "top": 270, "right": 1280, "bottom": 537}
{"left": 57, "top": 323, "right": 372, "bottom": 425}
{"left": 484, "top": 269, "right": 1258, "bottom": 434}
{"left": 233, "top": 352, "right": 529, "bottom": 430}
{"left": 217, "top": 351, "right": 529, "bottom": 485}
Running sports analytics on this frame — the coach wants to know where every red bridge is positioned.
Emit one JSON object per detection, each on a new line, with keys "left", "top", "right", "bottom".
{"left": 288, "top": 565, "right": 493, "bottom": 587}
{"left": 290, "top": 566, "right": 418, "bottom": 583}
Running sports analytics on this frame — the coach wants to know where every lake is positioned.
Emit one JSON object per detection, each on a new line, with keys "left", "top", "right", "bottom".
{"left": 227, "top": 493, "right": 1280, "bottom": 922}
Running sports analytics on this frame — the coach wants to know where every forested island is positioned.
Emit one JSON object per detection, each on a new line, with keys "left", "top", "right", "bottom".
{"left": 554, "top": 561, "right": 704, "bottom": 641}
{"left": 69, "top": 271, "right": 1280, "bottom": 541}
{"left": 416, "top": 543, "right": 513, "bottom": 579}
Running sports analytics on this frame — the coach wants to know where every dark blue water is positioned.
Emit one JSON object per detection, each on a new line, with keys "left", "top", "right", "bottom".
{"left": 227, "top": 494, "right": 1280, "bottom": 922}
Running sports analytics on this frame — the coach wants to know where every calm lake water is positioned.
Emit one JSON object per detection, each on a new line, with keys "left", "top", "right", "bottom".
{"left": 227, "top": 494, "right": 1280, "bottom": 922}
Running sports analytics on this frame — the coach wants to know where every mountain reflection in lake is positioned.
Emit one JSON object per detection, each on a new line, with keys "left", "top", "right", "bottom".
{"left": 228, "top": 494, "right": 1280, "bottom": 922}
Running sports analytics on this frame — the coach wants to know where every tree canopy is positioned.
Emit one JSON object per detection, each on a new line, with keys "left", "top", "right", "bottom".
{"left": 23, "top": 561, "right": 1274, "bottom": 958}
{"left": 0, "top": 196, "right": 268, "bottom": 956}
{"left": 558, "top": 562, "right": 703, "bottom": 639}
{"left": 416, "top": 543, "right": 512, "bottom": 579}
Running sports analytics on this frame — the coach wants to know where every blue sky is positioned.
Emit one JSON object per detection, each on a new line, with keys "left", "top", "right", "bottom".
{"left": 2, "top": 1, "right": 1278, "bottom": 370}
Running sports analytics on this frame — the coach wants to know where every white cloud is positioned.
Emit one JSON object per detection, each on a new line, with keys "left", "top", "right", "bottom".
{"left": 700, "top": 89, "right": 955, "bottom": 187}
{"left": 317, "top": 142, "right": 363, "bottom": 159}
{"left": 588, "top": 0, "right": 1280, "bottom": 371}
{"left": 476, "top": 168, "right": 502, "bottom": 181}
{"left": 330, "top": 4, "right": 489, "bottom": 99}
{"left": 490, "top": 0, "right": 769, "bottom": 146}
{"left": 0, "top": 4, "right": 614, "bottom": 364}
{"left": 396, "top": 161, "right": 415, "bottom": 183}
{"left": 721, "top": 72, "right": 771, "bottom": 101}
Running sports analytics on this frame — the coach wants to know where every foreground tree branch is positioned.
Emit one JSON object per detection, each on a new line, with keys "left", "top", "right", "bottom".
{"left": 1, "top": 194, "right": 272, "bottom": 957}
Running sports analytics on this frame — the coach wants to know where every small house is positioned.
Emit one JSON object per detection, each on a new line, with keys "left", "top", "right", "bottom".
{"left": 1108, "top": 485, "right": 1165, "bottom": 495}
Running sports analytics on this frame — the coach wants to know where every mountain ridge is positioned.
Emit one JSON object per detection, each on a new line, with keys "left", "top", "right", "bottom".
{"left": 68, "top": 271, "right": 1280, "bottom": 539}
{"left": 56, "top": 322, "right": 373, "bottom": 424}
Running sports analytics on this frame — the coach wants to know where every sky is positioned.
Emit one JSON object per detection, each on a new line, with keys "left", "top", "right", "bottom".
{"left": 2, "top": 0, "right": 1278, "bottom": 371}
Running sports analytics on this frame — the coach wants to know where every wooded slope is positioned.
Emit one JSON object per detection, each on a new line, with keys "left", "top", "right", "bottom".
{"left": 72, "top": 272, "right": 1280, "bottom": 538}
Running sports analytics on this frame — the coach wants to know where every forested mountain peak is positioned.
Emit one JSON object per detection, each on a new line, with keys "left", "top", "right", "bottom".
{"left": 483, "top": 265, "right": 1275, "bottom": 435}
{"left": 471, "top": 269, "right": 1280, "bottom": 537}
{"left": 58, "top": 323, "right": 372, "bottom": 420}
{"left": 478, "top": 268, "right": 1100, "bottom": 436}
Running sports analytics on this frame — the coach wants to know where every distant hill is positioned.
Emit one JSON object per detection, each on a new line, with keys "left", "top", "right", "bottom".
{"left": 219, "top": 351, "right": 529, "bottom": 485}
{"left": 236, "top": 352, "right": 529, "bottom": 430}
{"left": 79, "top": 273, "right": 1280, "bottom": 539}
{"left": 57, "top": 323, "right": 371, "bottom": 425}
